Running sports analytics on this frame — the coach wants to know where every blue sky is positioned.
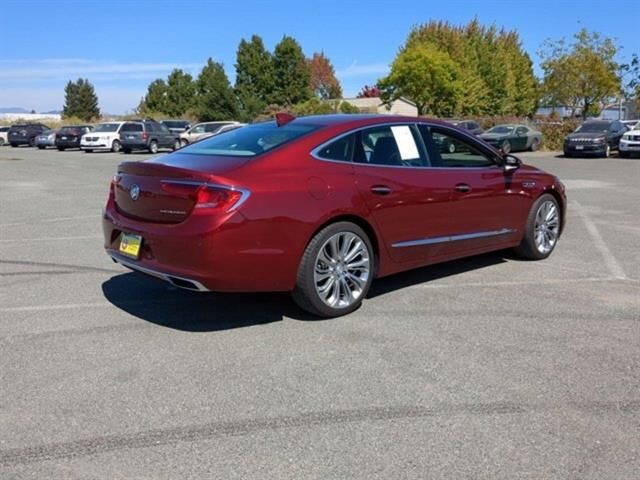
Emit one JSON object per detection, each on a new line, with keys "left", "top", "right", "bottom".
{"left": 1, "top": 0, "right": 638, "bottom": 114}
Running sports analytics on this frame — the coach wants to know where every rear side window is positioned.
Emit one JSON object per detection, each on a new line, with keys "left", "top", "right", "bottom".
{"left": 315, "top": 134, "right": 355, "bottom": 162}
{"left": 356, "top": 125, "right": 426, "bottom": 167}
{"left": 182, "top": 121, "right": 320, "bottom": 157}
{"left": 422, "top": 126, "right": 496, "bottom": 168}
{"left": 121, "top": 123, "right": 143, "bottom": 132}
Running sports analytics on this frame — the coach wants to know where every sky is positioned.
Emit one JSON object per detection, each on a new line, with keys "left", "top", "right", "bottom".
{"left": 1, "top": 0, "right": 638, "bottom": 114}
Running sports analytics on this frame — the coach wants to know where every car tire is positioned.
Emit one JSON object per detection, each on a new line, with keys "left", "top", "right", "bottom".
{"left": 29, "top": 137, "right": 36, "bottom": 148}
{"left": 10, "top": 143, "right": 18, "bottom": 148}
{"left": 603, "top": 144, "right": 610, "bottom": 158}
{"left": 149, "top": 141, "right": 158, "bottom": 154}
{"left": 292, "top": 222, "right": 374, "bottom": 318}
{"left": 530, "top": 138, "right": 540, "bottom": 151}
{"left": 0, "top": 139, "right": 4, "bottom": 146}
{"left": 501, "top": 140, "right": 511, "bottom": 154}
{"left": 447, "top": 142, "right": 456, "bottom": 154}
{"left": 619, "top": 151, "right": 629, "bottom": 158}
{"left": 563, "top": 151, "right": 572, "bottom": 158}
{"left": 111, "top": 140, "right": 121, "bottom": 153}
{"left": 173, "top": 139, "right": 181, "bottom": 151}
{"left": 514, "top": 193, "right": 561, "bottom": 261}
{"left": 37, "top": 146, "right": 45, "bottom": 150}
{"left": 57, "top": 147, "right": 65, "bottom": 151}
{"left": 84, "top": 149, "right": 93, "bottom": 153}
{"left": 123, "top": 148, "right": 132, "bottom": 154}
{"left": 180, "top": 139, "right": 189, "bottom": 148}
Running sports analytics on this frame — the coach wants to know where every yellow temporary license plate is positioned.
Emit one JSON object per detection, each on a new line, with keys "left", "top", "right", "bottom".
{"left": 119, "top": 233, "right": 142, "bottom": 258}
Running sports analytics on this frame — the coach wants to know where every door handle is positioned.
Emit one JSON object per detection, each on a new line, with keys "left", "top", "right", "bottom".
{"left": 371, "top": 185, "right": 392, "bottom": 196}
{"left": 455, "top": 183, "right": 471, "bottom": 193}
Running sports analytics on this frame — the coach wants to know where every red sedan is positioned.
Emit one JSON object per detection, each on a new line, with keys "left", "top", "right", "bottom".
{"left": 103, "top": 114, "right": 566, "bottom": 317}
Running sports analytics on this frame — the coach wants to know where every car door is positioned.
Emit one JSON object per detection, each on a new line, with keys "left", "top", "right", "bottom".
{"left": 513, "top": 126, "right": 529, "bottom": 151}
{"left": 352, "top": 123, "right": 472, "bottom": 266}
{"left": 157, "top": 123, "right": 173, "bottom": 147}
{"left": 609, "top": 121, "right": 625, "bottom": 148}
{"left": 417, "top": 124, "right": 529, "bottom": 255}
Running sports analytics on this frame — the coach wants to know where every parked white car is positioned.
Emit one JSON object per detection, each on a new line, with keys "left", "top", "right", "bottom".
{"left": 0, "top": 126, "right": 9, "bottom": 146}
{"left": 80, "top": 121, "right": 125, "bottom": 152}
{"left": 179, "top": 121, "right": 239, "bottom": 147}
{"left": 619, "top": 123, "right": 640, "bottom": 158}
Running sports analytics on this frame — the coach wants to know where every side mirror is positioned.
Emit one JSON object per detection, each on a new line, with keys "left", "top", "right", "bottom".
{"left": 502, "top": 154, "right": 521, "bottom": 173}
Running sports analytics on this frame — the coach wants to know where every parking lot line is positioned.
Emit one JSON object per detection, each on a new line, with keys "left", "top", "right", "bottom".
{"left": 572, "top": 201, "right": 627, "bottom": 280}
{"left": 0, "top": 214, "right": 101, "bottom": 228}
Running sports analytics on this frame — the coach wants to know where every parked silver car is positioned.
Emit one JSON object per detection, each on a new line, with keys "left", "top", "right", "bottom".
{"left": 35, "top": 129, "right": 57, "bottom": 149}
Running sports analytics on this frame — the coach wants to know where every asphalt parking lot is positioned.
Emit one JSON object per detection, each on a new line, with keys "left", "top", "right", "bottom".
{"left": 1, "top": 146, "right": 638, "bottom": 479}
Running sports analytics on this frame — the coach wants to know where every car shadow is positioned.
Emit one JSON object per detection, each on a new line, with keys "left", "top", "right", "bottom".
{"left": 102, "top": 251, "right": 511, "bottom": 332}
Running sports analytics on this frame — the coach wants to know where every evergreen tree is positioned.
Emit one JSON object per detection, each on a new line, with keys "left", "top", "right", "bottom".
{"left": 308, "top": 52, "right": 342, "bottom": 99}
{"left": 272, "top": 35, "right": 312, "bottom": 106}
{"left": 140, "top": 79, "right": 168, "bottom": 114}
{"left": 165, "top": 69, "right": 196, "bottom": 117}
{"left": 195, "top": 58, "right": 239, "bottom": 121}
{"left": 235, "top": 35, "right": 275, "bottom": 121}
{"left": 62, "top": 78, "right": 100, "bottom": 121}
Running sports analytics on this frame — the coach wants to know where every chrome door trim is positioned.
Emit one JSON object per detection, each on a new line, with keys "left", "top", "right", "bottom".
{"left": 391, "top": 228, "right": 515, "bottom": 248}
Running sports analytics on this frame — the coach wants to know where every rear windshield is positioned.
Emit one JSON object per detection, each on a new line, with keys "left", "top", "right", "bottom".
{"left": 60, "top": 126, "right": 82, "bottom": 132}
{"left": 121, "top": 123, "right": 143, "bottom": 132}
{"left": 162, "top": 121, "right": 188, "bottom": 128}
{"left": 180, "top": 121, "right": 321, "bottom": 157}
{"left": 576, "top": 123, "right": 609, "bottom": 133}
{"left": 94, "top": 123, "right": 120, "bottom": 132}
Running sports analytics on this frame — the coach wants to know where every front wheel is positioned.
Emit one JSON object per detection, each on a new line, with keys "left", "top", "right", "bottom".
{"left": 173, "top": 139, "right": 181, "bottom": 151}
{"left": 111, "top": 139, "right": 121, "bottom": 153}
{"left": 501, "top": 140, "right": 511, "bottom": 154}
{"left": 293, "top": 222, "right": 374, "bottom": 318}
{"left": 514, "top": 194, "right": 561, "bottom": 260}
{"left": 180, "top": 139, "right": 189, "bottom": 148}
{"left": 603, "top": 144, "right": 611, "bottom": 158}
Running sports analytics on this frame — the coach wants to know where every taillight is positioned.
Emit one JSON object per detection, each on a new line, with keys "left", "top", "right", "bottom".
{"left": 160, "top": 181, "right": 248, "bottom": 212}
{"left": 142, "top": 132, "right": 149, "bottom": 140}
{"left": 107, "top": 174, "right": 121, "bottom": 203}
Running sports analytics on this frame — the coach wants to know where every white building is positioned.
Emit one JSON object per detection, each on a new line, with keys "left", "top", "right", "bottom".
{"left": 342, "top": 97, "right": 418, "bottom": 116}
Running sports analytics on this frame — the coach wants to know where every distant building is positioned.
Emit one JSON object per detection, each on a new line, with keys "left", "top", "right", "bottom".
{"left": 0, "top": 112, "right": 62, "bottom": 122}
{"left": 341, "top": 97, "right": 418, "bottom": 116}
{"left": 535, "top": 106, "right": 582, "bottom": 118}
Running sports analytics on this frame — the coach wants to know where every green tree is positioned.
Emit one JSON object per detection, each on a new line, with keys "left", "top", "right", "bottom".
{"left": 540, "top": 29, "right": 621, "bottom": 119}
{"left": 140, "top": 79, "right": 168, "bottom": 114}
{"left": 308, "top": 52, "right": 342, "bottom": 99}
{"left": 62, "top": 78, "right": 100, "bottom": 121}
{"left": 165, "top": 69, "right": 196, "bottom": 117}
{"left": 195, "top": 58, "right": 239, "bottom": 121}
{"left": 379, "top": 43, "right": 462, "bottom": 116}
{"left": 235, "top": 35, "right": 275, "bottom": 121}
{"left": 272, "top": 35, "right": 312, "bottom": 106}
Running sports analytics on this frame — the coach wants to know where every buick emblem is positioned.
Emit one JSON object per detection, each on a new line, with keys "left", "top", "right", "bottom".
{"left": 130, "top": 184, "right": 140, "bottom": 201}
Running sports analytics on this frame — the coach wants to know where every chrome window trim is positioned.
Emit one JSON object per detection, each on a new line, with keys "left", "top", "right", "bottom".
{"left": 160, "top": 179, "right": 251, "bottom": 212}
{"left": 310, "top": 121, "right": 503, "bottom": 170}
{"left": 392, "top": 228, "right": 515, "bottom": 248}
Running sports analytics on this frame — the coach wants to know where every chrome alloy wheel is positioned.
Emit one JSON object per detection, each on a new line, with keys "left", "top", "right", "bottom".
{"left": 534, "top": 200, "right": 560, "bottom": 254}
{"left": 314, "top": 232, "right": 371, "bottom": 308}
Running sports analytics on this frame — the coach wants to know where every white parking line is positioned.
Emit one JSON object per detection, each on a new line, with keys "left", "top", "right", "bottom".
{"left": 0, "top": 214, "right": 101, "bottom": 227}
{"left": 572, "top": 201, "right": 627, "bottom": 280}
{"left": 0, "top": 235, "right": 102, "bottom": 243}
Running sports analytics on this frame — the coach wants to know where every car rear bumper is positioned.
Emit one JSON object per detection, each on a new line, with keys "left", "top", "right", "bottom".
{"left": 120, "top": 140, "right": 149, "bottom": 150}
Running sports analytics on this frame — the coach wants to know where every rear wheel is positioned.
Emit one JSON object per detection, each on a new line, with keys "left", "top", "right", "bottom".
{"left": 501, "top": 140, "right": 511, "bottom": 154}
{"left": 514, "top": 194, "right": 561, "bottom": 260}
{"left": 173, "top": 139, "right": 181, "bottom": 151}
{"left": 180, "top": 139, "right": 189, "bottom": 148}
{"left": 530, "top": 138, "right": 540, "bottom": 151}
{"left": 111, "top": 140, "right": 121, "bottom": 153}
{"left": 149, "top": 140, "right": 158, "bottom": 154}
{"left": 0, "top": 138, "right": 4, "bottom": 146}
{"left": 123, "top": 148, "right": 132, "bottom": 154}
{"left": 293, "top": 222, "right": 374, "bottom": 318}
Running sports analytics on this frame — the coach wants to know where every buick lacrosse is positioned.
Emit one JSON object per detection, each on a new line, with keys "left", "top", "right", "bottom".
{"left": 103, "top": 114, "right": 566, "bottom": 317}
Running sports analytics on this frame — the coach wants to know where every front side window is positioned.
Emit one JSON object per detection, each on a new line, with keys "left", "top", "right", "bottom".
{"left": 181, "top": 121, "right": 320, "bottom": 157}
{"left": 356, "top": 125, "right": 426, "bottom": 167}
{"left": 425, "top": 127, "right": 496, "bottom": 168}
{"left": 315, "top": 134, "right": 355, "bottom": 162}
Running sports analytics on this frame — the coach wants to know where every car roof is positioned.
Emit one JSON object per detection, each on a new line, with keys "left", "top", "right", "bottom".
{"left": 284, "top": 114, "right": 462, "bottom": 129}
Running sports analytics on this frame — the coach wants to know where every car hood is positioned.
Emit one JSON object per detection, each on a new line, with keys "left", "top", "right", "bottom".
{"left": 566, "top": 132, "right": 606, "bottom": 140}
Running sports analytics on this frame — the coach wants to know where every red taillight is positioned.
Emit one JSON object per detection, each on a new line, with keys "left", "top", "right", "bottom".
{"left": 160, "top": 181, "right": 247, "bottom": 212}
{"left": 107, "top": 175, "right": 121, "bottom": 205}
{"left": 142, "top": 132, "right": 148, "bottom": 140}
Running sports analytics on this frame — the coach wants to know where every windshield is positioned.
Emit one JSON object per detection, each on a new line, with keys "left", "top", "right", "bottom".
{"left": 487, "top": 126, "right": 514, "bottom": 134}
{"left": 576, "top": 123, "right": 608, "bottom": 133}
{"left": 60, "top": 126, "right": 83, "bottom": 133}
{"left": 181, "top": 121, "right": 321, "bottom": 157}
{"left": 94, "top": 123, "right": 120, "bottom": 133}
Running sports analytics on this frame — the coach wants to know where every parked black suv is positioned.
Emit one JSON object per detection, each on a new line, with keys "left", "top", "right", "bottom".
{"left": 120, "top": 120, "right": 180, "bottom": 154}
{"left": 564, "top": 120, "right": 627, "bottom": 157}
{"left": 161, "top": 120, "right": 191, "bottom": 134}
{"left": 55, "top": 125, "right": 93, "bottom": 151}
{"left": 8, "top": 123, "right": 50, "bottom": 147}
